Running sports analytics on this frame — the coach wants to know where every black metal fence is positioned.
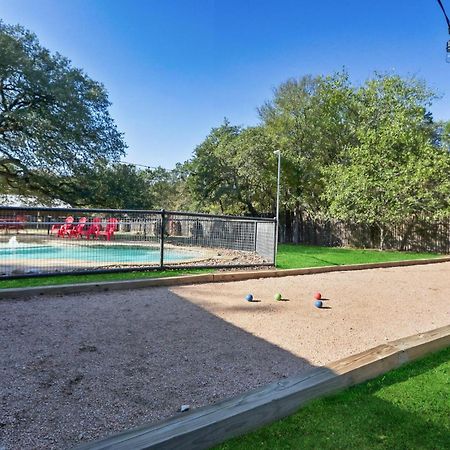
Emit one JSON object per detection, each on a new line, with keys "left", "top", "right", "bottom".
{"left": 0, "top": 207, "right": 276, "bottom": 278}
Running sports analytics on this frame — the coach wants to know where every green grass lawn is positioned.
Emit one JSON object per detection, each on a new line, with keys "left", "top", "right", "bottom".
{"left": 217, "top": 347, "right": 450, "bottom": 450}
{"left": 0, "top": 244, "right": 442, "bottom": 289}
{"left": 0, "top": 268, "right": 212, "bottom": 289}
{"left": 276, "top": 244, "right": 441, "bottom": 270}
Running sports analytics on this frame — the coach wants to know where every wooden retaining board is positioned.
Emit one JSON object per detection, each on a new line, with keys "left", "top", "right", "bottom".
{"left": 76, "top": 325, "right": 450, "bottom": 450}
{"left": 1, "top": 256, "right": 450, "bottom": 300}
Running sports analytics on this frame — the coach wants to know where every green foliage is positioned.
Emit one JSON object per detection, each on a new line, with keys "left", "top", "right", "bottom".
{"left": 0, "top": 21, "right": 126, "bottom": 195}
{"left": 324, "top": 75, "right": 450, "bottom": 247}
{"left": 61, "top": 162, "right": 153, "bottom": 209}
{"left": 259, "top": 72, "right": 355, "bottom": 218}
{"left": 56, "top": 162, "right": 189, "bottom": 210}
{"left": 441, "top": 120, "right": 450, "bottom": 149}
{"left": 187, "top": 72, "right": 449, "bottom": 250}
{"left": 187, "top": 120, "right": 238, "bottom": 213}
{"left": 187, "top": 120, "right": 278, "bottom": 215}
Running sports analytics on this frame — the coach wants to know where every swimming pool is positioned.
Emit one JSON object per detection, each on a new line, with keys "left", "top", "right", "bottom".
{"left": 0, "top": 244, "right": 199, "bottom": 265}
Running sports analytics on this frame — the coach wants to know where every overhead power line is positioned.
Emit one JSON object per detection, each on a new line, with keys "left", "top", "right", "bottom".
{"left": 436, "top": 0, "right": 450, "bottom": 62}
{"left": 437, "top": 0, "right": 450, "bottom": 33}
{"left": 122, "top": 161, "right": 161, "bottom": 170}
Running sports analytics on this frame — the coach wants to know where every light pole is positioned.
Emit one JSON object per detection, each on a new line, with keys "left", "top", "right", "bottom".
{"left": 274, "top": 150, "right": 281, "bottom": 265}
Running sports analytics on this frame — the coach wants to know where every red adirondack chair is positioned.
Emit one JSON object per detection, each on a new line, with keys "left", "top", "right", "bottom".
{"left": 50, "top": 216, "right": 74, "bottom": 237}
{"left": 80, "top": 217, "right": 102, "bottom": 239}
{"left": 97, "top": 217, "right": 118, "bottom": 241}
{"left": 68, "top": 217, "right": 87, "bottom": 238}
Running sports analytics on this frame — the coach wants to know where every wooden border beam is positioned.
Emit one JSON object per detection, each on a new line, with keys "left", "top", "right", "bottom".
{"left": 1, "top": 257, "right": 449, "bottom": 300}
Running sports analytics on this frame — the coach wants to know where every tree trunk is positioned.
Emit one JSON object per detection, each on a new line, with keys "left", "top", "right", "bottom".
{"left": 284, "top": 209, "right": 292, "bottom": 243}
{"left": 379, "top": 224, "right": 385, "bottom": 251}
{"left": 293, "top": 204, "right": 302, "bottom": 244}
{"left": 399, "top": 218, "right": 417, "bottom": 251}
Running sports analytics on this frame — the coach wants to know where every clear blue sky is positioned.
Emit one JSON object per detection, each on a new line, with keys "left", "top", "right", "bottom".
{"left": 1, "top": 0, "right": 449, "bottom": 168}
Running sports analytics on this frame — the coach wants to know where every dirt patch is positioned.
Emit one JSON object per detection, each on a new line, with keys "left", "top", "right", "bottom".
{"left": 1, "top": 262, "right": 449, "bottom": 449}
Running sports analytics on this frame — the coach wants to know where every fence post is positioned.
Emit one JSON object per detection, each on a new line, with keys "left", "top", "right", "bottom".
{"left": 254, "top": 221, "right": 258, "bottom": 253}
{"left": 160, "top": 209, "right": 165, "bottom": 269}
{"left": 273, "top": 218, "right": 277, "bottom": 266}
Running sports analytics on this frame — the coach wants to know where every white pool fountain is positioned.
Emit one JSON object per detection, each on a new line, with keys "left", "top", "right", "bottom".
{"left": 7, "top": 236, "right": 19, "bottom": 248}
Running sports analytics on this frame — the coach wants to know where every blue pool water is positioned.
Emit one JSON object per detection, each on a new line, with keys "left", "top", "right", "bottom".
{"left": 1, "top": 244, "right": 197, "bottom": 264}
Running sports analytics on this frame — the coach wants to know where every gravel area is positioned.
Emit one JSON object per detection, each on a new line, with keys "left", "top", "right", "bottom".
{"left": 1, "top": 262, "right": 449, "bottom": 449}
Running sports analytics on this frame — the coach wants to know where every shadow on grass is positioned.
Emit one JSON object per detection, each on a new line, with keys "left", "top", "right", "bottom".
{"left": 277, "top": 255, "right": 341, "bottom": 269}
{"left": 218, "top": 393, "right": 450, "bottom": 450}
{"left": 358, "top": 344, "right": 450, "bottom": 392}
{"left": 218, "top": 347, "right": 450, "bottom": 450}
